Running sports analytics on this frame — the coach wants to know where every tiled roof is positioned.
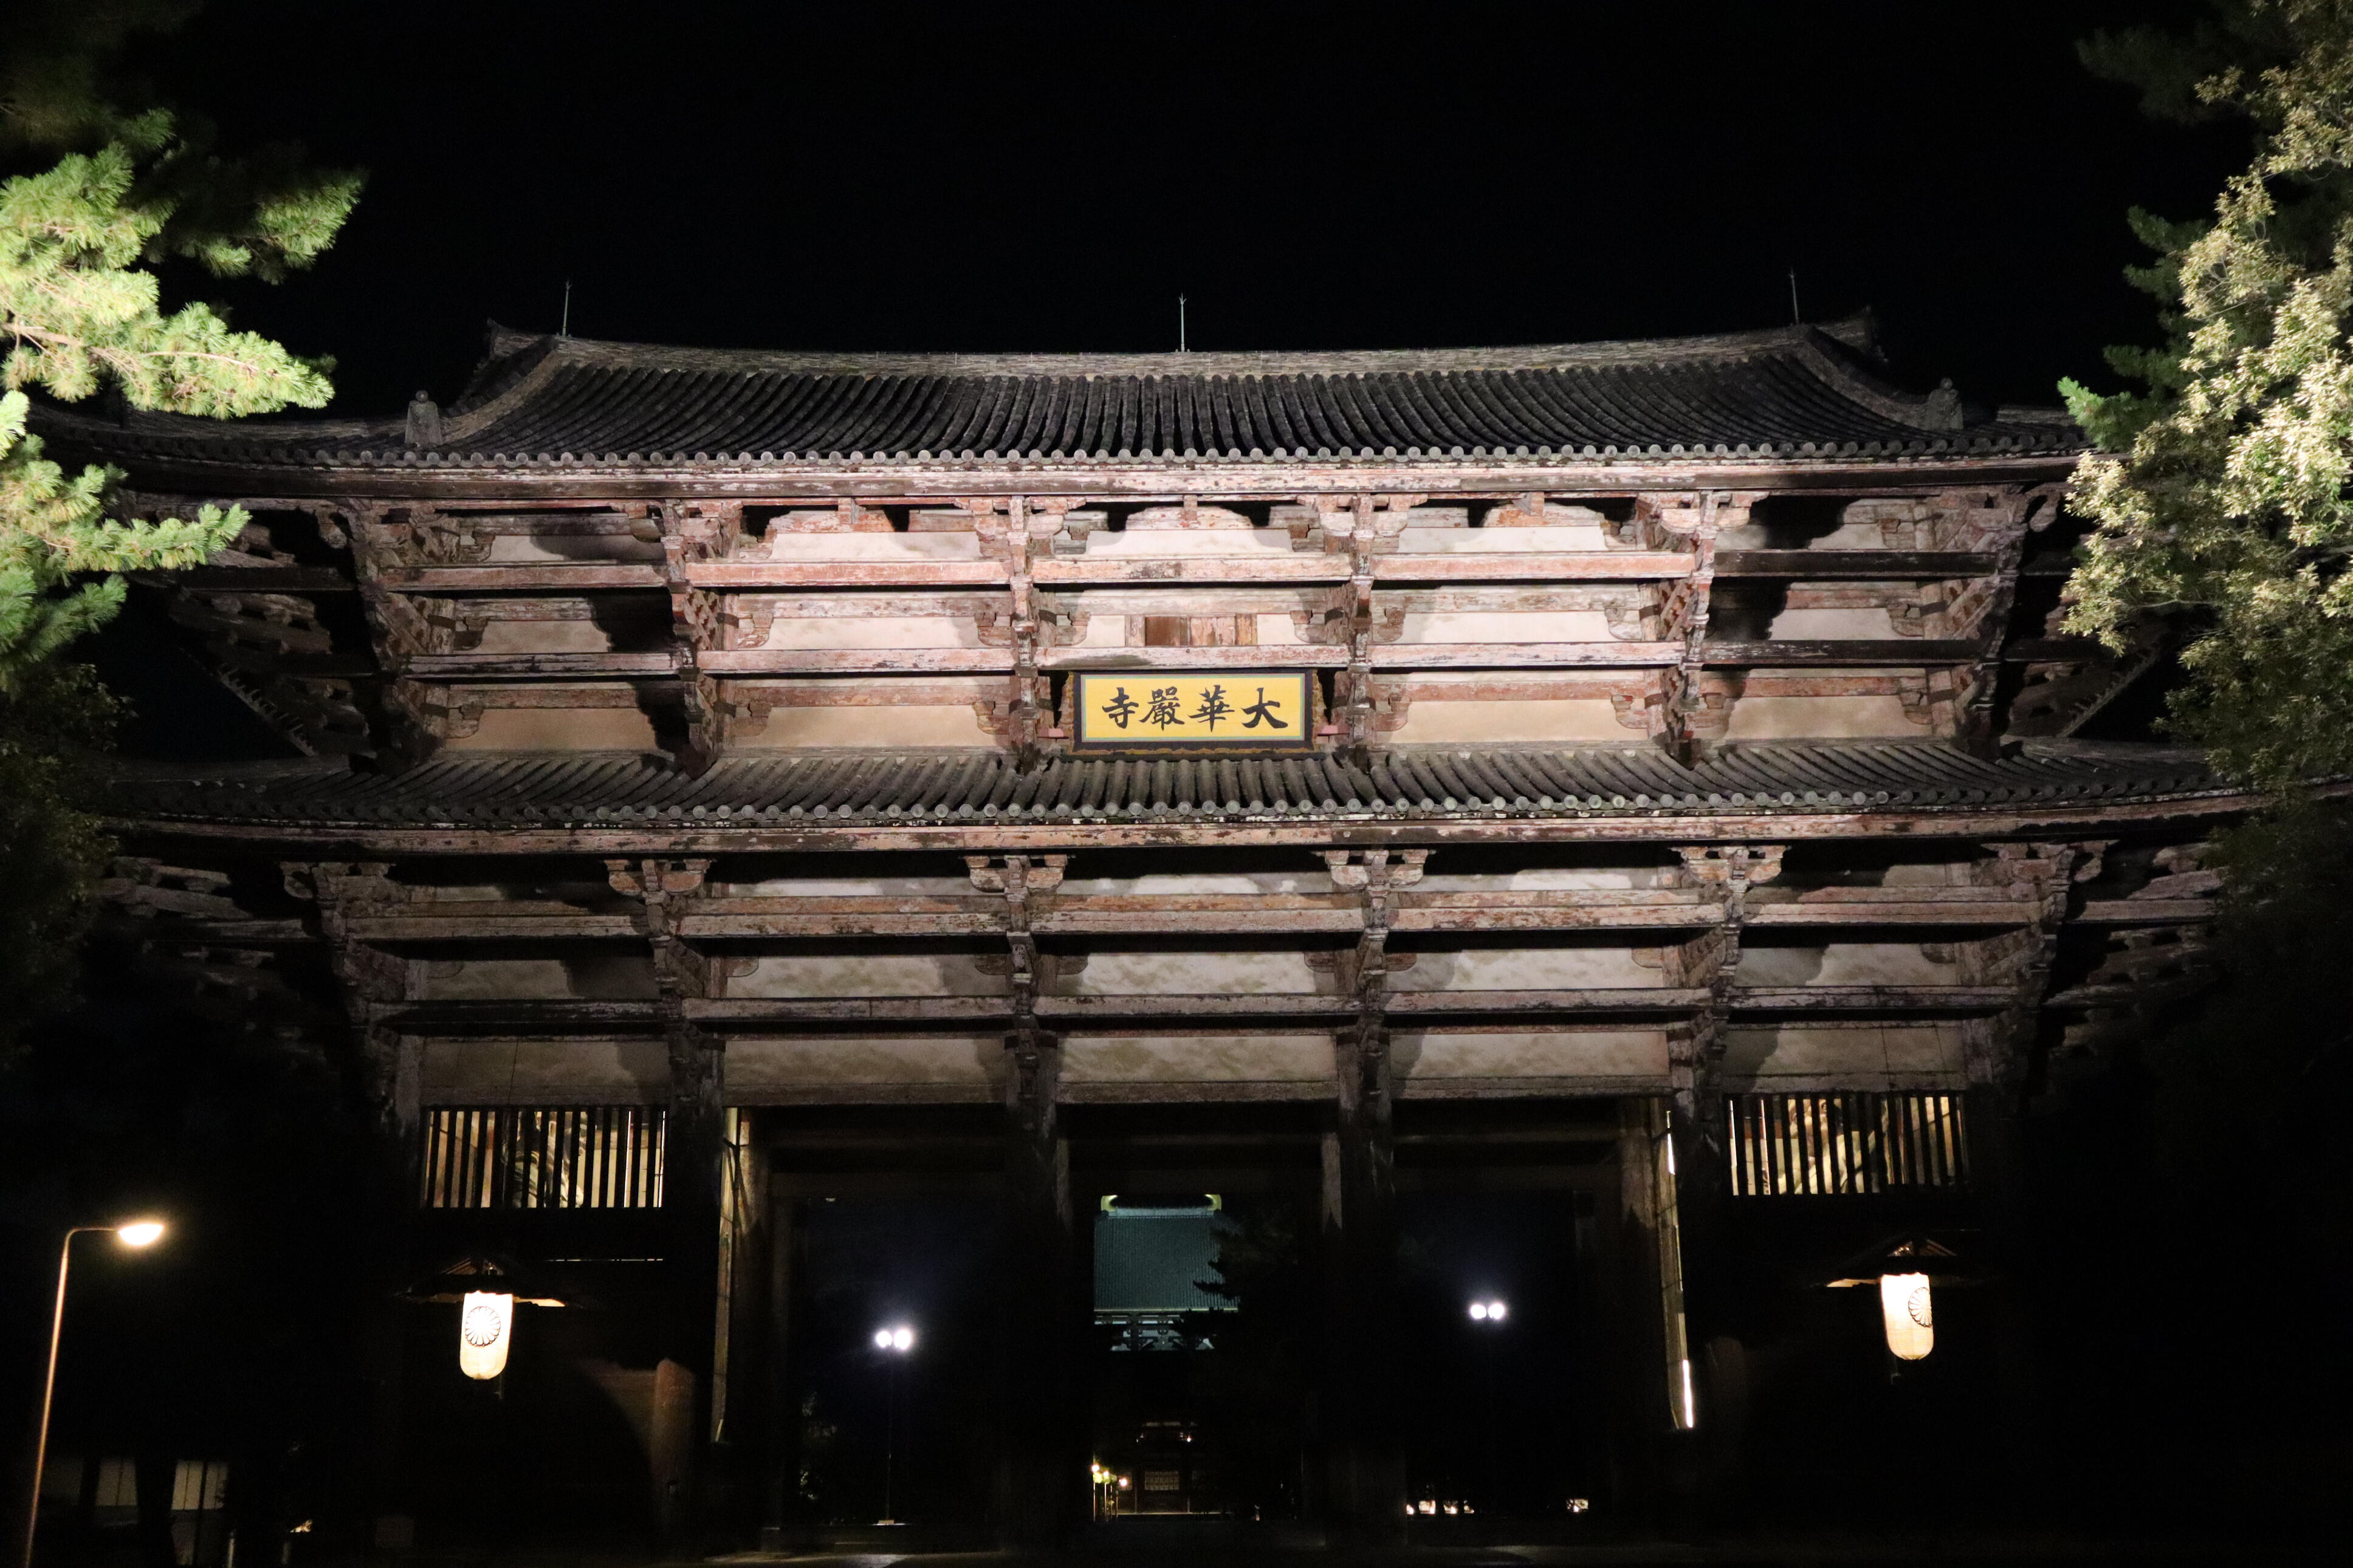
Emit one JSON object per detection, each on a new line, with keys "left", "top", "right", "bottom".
{"left": 109, "top": 743, "right": 2222, "bottom": 831}
{"left": 41, "top": 319, "right": 2081, "bottom": 472}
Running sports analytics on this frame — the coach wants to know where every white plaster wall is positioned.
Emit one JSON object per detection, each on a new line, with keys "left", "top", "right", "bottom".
{"left": 1388, "top": 699, "right": 1629, "bottom": 743}
{"left": 1392, "top": 1029, "right": 1669, "bottom": 1081}
{"left": 721, "top": 877, "right": 975, "bottom": 897}
{"left": 727, "top": 1036, "right": 1003, "bottom": 1093}
{"left": 1416, "top": 866, "right": 1669, "bottom": 891}
{"left": 448, "top": 708, "right": 658, "bottom": 751}
{"left": 1714, "top": 519, "right": 1888, "bottom": 550}
{"left": 1723, "top": 695, "right": 1921, "bottom": 739}
{"left": 1719, "top": 1024, "right": 1965, "bottom": 1083}
{"left": 1766, "top": 607, "right": 1901, "bottom": 640}
{"left": 474, "top": 620, "right": 613, "bottom": 653}
{"left": 1059, "top": 1033, "right": 1337, "bottom": 1085}
{"left": 1060, "top": 872, "right": 1332, "bottom": 896}
{"left": 733, "top": 953, "right": 1006, "bottom": 998}
{"left": 424, "top": 954, "right": 658, "bottom": 1000}
{"left": 1396, "top": 611, "right": 1616, "bottom": 643}
{"left": 486, "top": 535, "right": 661, "bottom": 564}
{"left": 764, "top": 533, "right": 981, "bottom": 560}
{"left": 739, "top": 705, "right": 991, "bottom": 747}
{"left": 1084, "top": 530, "right": 1296, "bottom": 556}
{"left": 1883, "top": 863, "right": 1971, "bottom": 888}
{"left": 761, "top": 616, "right": 983, "bottom": 649}
{"left": 1254, "top": 612, "right": 1307, "bottom": 645}
{"left": 1737, "top": 943, "right": 1960, "bottom": 985}
{"left": 1394, "top": 526, "right": 1608, "bottom": 552}
{"left": 419, "top": 1038, "right": 668, "bottom": 1100}
{"left": 1068, "top": 951, "right": 1323, "bottom": 996}
{"left": 1402, "top": 947, "right": 1662, "bottom": 989}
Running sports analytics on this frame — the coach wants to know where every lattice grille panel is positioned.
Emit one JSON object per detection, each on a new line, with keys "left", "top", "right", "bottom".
{"left": 419, "top": 1106, "right": 665, "bottom": 1209}
{"left": 1728, "top": 1093, "right": 1970, "bottom": 1197}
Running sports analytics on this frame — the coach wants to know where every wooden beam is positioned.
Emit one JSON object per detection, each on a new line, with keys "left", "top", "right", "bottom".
{"left": 1712, "top": 550, "right": 2001, "bottom": 579}
{"left": 682, "top": 560, "right": 1011, "bottom": 588}
{"left": 1697, "top": 639, "right": 1981, "bottom": 665}
{"left": 377, "top": 564, "right": 667, "bottom": 591}
{"left": 1032, "top": 556, "right": 1352, "bottom": 584}
{"left": 1369, "top": 553, "right": 1692, "bottom": 582}
{"left": 399, "top": 652, "right": 681, "bottom": 679}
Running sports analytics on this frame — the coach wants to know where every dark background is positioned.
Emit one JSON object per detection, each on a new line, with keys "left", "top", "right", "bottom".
{"left": 145, "top": 0, "right": 2241, "bottom": 417}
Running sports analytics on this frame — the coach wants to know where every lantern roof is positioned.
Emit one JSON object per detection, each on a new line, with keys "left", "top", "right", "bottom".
{"left": 1822, "top": 1233, "right": 1990, "bottom": 1289}
{"left": 400, "top": 1252, "right": 571, "bottom": 1308}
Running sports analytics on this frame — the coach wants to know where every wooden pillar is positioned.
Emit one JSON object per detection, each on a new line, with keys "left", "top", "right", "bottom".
{"left": 1666, "top": 1080, "right": 1746, "bottom": 1523}
{"left": 760, "top": 1180, "right": 806, "bottom": 1550}
{"left": 998, "top": 1038, "right": 1072, "bottom": 1549}
{"left": 656, "top": 1025, "right": 726, "bottom": 1539}
{"left": 1968, "top": 1082, "right": 2046, "bottom": 1496}
{"left": 1319, "top": 1030, "right": 1404, "bottom": 1544}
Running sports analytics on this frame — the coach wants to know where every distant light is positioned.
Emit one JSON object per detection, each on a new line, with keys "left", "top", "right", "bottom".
{"left": 1468, "top": 1303, "right": 1488, "bottom": 1321}
{"left": 1486, "top": 1299, "right": 1508, "bottom": 1322}
{"left": 874, "top": 1329, "right": 893, "bottom": 1349}
{"left": 891, "top": 1326, "right": 915, "bottom": 1352}
{"left": 1469, "top": 1298, "right": 1506, "bottom": 1323}
{"left": 1118, "top": 1476, "right": 1130, "bottom": 1489}
{"left": 1567, "top": 1498, "right": 1590, "bottom": 1513}
{"left": 115, "top": 1221, "right": 165, "bottom": 1248}
{"left": 1417, "top": 1500, "right": 1436, "bottom": 1515}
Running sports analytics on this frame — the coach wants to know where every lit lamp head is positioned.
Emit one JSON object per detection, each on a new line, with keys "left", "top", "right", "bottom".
{"left": 1826, "top": 1234, "right": 1960, "bottom": 1361}
{"left": 1468, "top": 1298, "right": 1507, "bottom": 1323}
{"left": 115, "top": 1221, "right": 165, "bottom": 1248}
{"left": 459, "top": 1291, "right": 515, "bottom": 1380}
{"left": 1878, "top": 1272, "right": 1933, "bottom": 1361}
{"left": 874, "top": 1325, "right": 915, "bottom": 1352}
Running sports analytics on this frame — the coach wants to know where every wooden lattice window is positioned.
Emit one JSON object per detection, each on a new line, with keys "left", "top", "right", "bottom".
{"left": 1728, "top": 1092, "right": 1970, "bottom": 1197}
{"left": 419, "top": 1106, "right": 666, "bottom": 1209}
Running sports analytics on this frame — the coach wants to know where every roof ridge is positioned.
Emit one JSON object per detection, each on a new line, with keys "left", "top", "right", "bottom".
{"left": 471, "top": 318, "right": 1865, "bottom": 382}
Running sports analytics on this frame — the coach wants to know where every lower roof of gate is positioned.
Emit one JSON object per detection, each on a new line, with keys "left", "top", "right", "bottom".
{"left": 108, "top": 741, "right": 2228, "bottom": 832}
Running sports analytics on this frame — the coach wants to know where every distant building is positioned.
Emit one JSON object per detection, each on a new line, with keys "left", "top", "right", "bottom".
{"left": 49, "top": 317, "right": 2230, "bottom": 1544}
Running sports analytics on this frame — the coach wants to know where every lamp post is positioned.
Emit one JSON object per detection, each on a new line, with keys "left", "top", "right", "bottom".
{"left": 18, "top": 1221, "right": 167, "bottom": 1568}
{"left": 1466, "top": 1299, "right": 1506, "bottom": 1515}
{"left": 871, "top": 1326, "right": 914, "bottom": 1524}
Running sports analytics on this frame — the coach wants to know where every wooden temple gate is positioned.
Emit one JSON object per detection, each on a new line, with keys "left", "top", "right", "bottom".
{"left": 58, "top": 318, "right": 2234, "bottom": 1544}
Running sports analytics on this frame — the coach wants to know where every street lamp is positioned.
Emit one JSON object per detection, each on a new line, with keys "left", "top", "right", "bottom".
{"left": 873, "top": 1325, "right": 914, "bottom": 1524}
{"left": 1465, "top": 1297, "right": 1508, "bottom": 1512}
{"left": 18, "top": 1221, "right": 167, "bottom": 1568}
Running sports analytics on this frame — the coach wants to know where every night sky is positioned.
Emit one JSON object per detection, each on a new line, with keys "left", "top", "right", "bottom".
{"left": 148, "top": 0, "right": 2244, "bottom": 420}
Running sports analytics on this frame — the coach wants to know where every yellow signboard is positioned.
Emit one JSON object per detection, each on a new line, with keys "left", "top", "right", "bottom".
{"left": 1073, "top": 671, "right": 1313, "bottom": 750}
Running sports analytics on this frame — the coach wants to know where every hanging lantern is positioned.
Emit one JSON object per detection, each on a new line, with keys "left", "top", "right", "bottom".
{"left": 459, "top": 1291, "right": 515, "bottom": 1380}
{"left": 1878, "top": 1272, "right": 1933, "bottom": 1360}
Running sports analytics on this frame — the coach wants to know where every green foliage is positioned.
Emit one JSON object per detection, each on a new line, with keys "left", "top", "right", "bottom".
{"left": 0, "top": 659, "right": 121, "bottom": 1042}
{"left": 2063, "top": 0, "right": 2353, "bottom": 789}
{"left": 0, "top": 0, "right": 357, "bottom": 1022}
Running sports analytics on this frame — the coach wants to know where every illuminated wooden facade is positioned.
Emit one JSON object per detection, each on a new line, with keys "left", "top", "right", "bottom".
{"left": 58, "top": 318, "right": 2234, "bottom": 1540}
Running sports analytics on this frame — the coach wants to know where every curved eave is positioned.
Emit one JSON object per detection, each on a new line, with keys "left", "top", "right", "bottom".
{"left": 107, "top": 783, "right": 2262, "bottom": 856}
{"left": 86, "top": 447, "right": 2086, "bottom": 503}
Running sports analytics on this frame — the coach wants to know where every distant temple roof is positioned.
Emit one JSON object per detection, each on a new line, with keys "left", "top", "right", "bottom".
{"left": 109, "top": 742, "right": 2220, "bottom": 835}
{"left": 41, "top": 317, "right": 2080, "bottom": 473}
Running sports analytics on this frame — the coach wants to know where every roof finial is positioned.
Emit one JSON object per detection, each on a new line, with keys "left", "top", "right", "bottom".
{"left": 560, "top": 279, "right": 572, "bottom": 340}
{"left": 1178, "top": 293, "right": 1187, "bottom": 354}
{"left": 1788, "top": 267, "right": 1801, "bottom": 326}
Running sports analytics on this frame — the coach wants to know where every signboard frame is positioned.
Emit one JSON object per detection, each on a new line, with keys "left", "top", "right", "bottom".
{"left": 1071, "top": 671, "right": 1317, "bottom": 753}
